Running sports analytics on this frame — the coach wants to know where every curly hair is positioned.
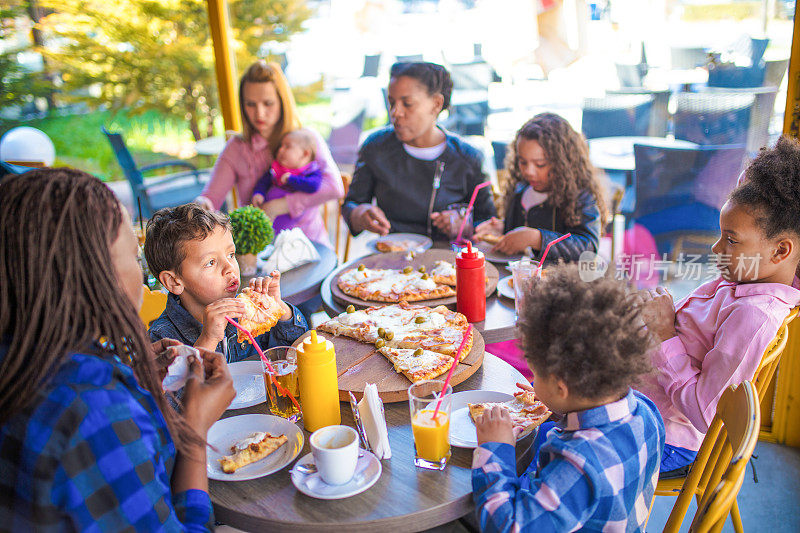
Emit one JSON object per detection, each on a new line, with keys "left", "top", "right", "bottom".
{"left": 499, "top": 113, "right": 609, "bottom": 229}
{"left": 390, "top": 61, "right": 453, "bottom": 111}
{"left": 730, "top": 135, "right": 800, "bottom": 239}
{"left": 519, "top": 264, "right": 653, "bottom": 399}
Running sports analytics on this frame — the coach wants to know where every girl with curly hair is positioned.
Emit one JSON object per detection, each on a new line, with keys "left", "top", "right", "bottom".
{"left": 475, "top": 112, "right": 608, "bottom": 263}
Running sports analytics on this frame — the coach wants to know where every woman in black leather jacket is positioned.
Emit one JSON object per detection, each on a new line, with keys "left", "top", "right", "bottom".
{"left": 342, "top": 62, "right": 495, "bottom": 239}
{"left": 475, "top": 113, "right": 609, "bottom": 264}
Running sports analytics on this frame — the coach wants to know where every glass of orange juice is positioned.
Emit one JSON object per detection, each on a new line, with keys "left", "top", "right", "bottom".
{"left": 408, "top": 379, "right": 452, "bottom": 470}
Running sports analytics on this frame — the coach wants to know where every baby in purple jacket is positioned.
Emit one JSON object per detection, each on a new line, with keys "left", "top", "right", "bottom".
{"left": 251, "top": 128, "right": 323, "bottom": 234}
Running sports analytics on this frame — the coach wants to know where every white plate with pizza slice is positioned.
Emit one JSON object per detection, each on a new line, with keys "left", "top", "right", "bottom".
{"left": 227, "top": 361, "right": 266, "bottom": 410}
{"left": 446, "top": 390, "right": 515, "bottom": 448}
{"left": 496, "top": 275, "right": 515, "bottom": 300}
{"left": 207, "top": 414, "right": 304, "bottom": 481}
{"left": 446, "top": 390, "right": 550, "bottom": 448}
{"left": 367, "top": 233, "right": 433, "bottom": 254}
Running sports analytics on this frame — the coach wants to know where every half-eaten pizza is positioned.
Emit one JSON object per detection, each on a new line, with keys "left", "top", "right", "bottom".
{"left": 468, "top": 391, "right": 551, "bottom": 435}
{"left": 236, "top": 288, "right": 285, "bottom": 343}
{"left": 219, "top": 431, "right": 288, "bottom": 473}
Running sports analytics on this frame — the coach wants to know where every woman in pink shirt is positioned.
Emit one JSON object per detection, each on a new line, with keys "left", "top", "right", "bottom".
{"left": 195, "top": 61, "right": 343, "bottom": 246}
{"left": 636, "top": 136, "right": 800, "bottom": 476}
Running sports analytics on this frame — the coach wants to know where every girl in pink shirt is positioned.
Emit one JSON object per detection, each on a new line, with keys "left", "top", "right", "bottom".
{"left": 637, "top": 136, "right": 800, "bottom": 476}
{"left": 196, "top": 61, "right": 343, "bottom": 246}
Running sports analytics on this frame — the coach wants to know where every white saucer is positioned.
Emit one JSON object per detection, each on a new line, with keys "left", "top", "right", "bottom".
{"left": 207, "top": 414, "right": 303, "bottom": 481}
{"left": 227, "top": 361, "right": 266, "bottom": 410}
{"left": 290, "top": 449, "right": 382, "bottom": 500}
{"left": 497, "top": 275, "right": 515, "bottom": 300}
{"left": 447, "top": 390, "right": 538, "bottom": 448}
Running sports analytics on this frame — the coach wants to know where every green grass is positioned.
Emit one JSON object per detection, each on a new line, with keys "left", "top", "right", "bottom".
{"left": 1, "top": 96, "right": 334, "bottom": 182}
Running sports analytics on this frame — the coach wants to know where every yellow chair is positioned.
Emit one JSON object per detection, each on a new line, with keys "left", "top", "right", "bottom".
{"left": 653, "top": 309, "right": 797, "bottom": 533}
{"left": 139, "top": 286, "right": 168, "bottom": 327}
{"left": 684, "top": 381, "right": 760, "bottom": 533}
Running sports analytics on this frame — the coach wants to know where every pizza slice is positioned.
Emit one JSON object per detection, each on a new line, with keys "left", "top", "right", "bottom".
{"left": 468, "top": 391, "right": 551, "bottom": 435}
{"left": 478, "top": 234, "right": 502, "bottom": 245}
{"left": 376, "top": 239, "right": 418, "bottom": 253}
{"left": 236, "top": 288, "right": 285, "bottom": 343}
{"left": 219, "top": 431, "right": 288, "bottom": 473}
{"left": 377, "top": 346, "right": 455, "bottom": 383}
{"left": 430, "top": 260, "right": 456, "bottom": 286}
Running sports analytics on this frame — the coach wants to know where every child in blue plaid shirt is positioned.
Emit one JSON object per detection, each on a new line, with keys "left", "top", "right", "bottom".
{"left": 472, "top": 264, "right": 665, "bottom": 532}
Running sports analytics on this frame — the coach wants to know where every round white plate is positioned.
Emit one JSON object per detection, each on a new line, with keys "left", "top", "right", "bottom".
{"left": 227, "top": 361, "right": 266, "bottom": 410}
{"left": 447, "top": 390, "right": 518, "bottom": 448}
{"left": 367, "top": 233, "right": 433, "bottom": 254}
{"left": 497, "top": 275, "right": 515, "bottom": 300}
{"left": 290, "top": 449, "right": 382, "bottom": 500}
{"left": 474, "top": 241, "right": 525, "bottom": 264}
{"left": 207, "top": 414, "right": 303, "bottom": 481}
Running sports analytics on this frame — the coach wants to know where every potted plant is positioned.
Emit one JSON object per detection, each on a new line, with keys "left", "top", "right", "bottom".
{"left": 229, "top": 206, "right": 274, "bottom": 276}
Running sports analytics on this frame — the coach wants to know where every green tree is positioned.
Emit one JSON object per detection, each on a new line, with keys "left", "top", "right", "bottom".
{"left": 38, "top": 0, "right": 312, "bottom": 140}
{"left": 0, "top": 2, "right": 49, "bottom": 117}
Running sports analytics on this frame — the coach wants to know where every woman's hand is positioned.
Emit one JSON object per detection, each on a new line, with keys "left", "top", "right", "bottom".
{"left": 182, "top": 349, "right": 236, "bottom": 436}
{"left": 494, "top": 227, "right": 542, "bottom": 254}
{"left": 430, "top": 210, "right": 461, "bottom": 237}
{"left": 474, "top": 216, "right": 503, "bottom": 241}
{"left": 475, "top": 406, "right": 515, "bottom": 446}
{"left": 261, "top": 198, "right": 289, "bottom": 220}
{"left": 637, "top": 287, "right": 677, "bottom": 343}
{"left": 151, "top": 338, "right": 182, "bottom": 382}
{"left": 350, "top": 204, "right": 391, "bottom": 235}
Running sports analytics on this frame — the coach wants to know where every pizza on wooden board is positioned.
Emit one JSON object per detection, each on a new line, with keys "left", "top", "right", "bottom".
{"left": 337, "top": 264, "right": 456, "bottom": 302}
{"left": 219, "top": 432, "right": 288, "bottom": 473}
{"left": 468, "top": 390, "right": 551, "bottom": 434}
{"left": 236, "top": 288, "right": 285, "bottom": 343}
{"left": 317, "top": 302, "right": 473, "bottom": 382}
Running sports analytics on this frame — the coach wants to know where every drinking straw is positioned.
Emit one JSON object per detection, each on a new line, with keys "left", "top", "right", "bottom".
{"left": 226, "top": 317, "right": 302, "bottom": 412}
{"left": 432, "top": 324, "right": 473, "bottom": 420}
{"left": 455, "top": 182, "right": 491, "bottom": 245}
{"left": 536, "top": 233, "right": 571, "bottom": 275}
{"left": 136, "top": 197, "right": 144, "bottom": 233}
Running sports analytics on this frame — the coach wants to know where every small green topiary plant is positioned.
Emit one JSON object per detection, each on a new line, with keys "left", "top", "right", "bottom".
{"left": 229, "top": 206, "right": 274, "bottom": 255}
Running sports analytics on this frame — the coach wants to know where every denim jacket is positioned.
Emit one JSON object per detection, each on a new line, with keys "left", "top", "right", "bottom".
{"left": 148, "top": 293, "right": 308, "bottom": 363}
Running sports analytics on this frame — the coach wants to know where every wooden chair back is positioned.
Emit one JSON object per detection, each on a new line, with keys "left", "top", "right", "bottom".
{"left": 688, "top": 381, "right": 760, "bottom": 533}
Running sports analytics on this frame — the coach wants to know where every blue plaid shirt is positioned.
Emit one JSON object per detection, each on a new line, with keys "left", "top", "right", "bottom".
{"left": 0, "top": 346, "right": 213, "bottom": 531}
{"left": 472, "top": 390, "right": 665, "bottom": 533}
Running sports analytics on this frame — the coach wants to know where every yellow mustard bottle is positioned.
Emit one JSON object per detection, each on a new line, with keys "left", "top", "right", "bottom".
{"left": 296, "top": 330, "right": 341, "bottom": 431}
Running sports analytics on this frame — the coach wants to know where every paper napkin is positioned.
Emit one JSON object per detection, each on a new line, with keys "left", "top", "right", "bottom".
{"left": 260, "top": 227, "right": 321, "bottom": 273}
{"left": 162, "top": 345, "right": 201, "bottom": 392}
{"left": 358, "top": 384, "right": 392, "bottom": 460}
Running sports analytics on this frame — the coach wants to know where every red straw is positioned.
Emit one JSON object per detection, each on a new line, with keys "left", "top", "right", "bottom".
{"left": 536, "top": 233, "right": 571, "bottom": 275}
{"left": 225, "top": 316, "right": 302, "bottom": 412}
{"left": 455, "top": 182, "right": 491, "bottom": 244}
{"left": 432, "top": 324, "right": 473, "bottom": 420}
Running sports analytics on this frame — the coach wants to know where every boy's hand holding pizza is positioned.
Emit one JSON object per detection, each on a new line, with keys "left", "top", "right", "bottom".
{"left": 249, "top": 270, "right": 292, "bottom": 321}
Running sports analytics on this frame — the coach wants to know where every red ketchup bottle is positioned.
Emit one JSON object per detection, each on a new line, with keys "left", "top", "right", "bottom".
{"left": 456, "top": 241, "right": 486, "bottom": 322}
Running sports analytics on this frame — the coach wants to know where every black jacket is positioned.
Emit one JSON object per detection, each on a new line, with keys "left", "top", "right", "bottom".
{"left": 504, "top": 184, "right": 602, "bottom": 264}
{"left": 343, "top": 127, "right": 496, "bottom": 239}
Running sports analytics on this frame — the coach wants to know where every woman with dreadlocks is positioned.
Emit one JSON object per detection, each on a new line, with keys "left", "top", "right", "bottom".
{"left": 0, "top": 168, "right": 234, "bottom": 530}
{"left": 474, "top": 112, "right": 608, "bottom": 264}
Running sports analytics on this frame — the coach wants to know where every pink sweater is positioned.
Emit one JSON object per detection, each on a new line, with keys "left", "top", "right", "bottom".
{"left": 640, "top": 276, "right": 800, "bottom": 450}
{"left": 199, "top": 130, "right": 343, "bottom": 245}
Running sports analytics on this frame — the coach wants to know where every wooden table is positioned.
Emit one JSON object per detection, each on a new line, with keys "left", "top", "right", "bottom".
{"left": 210, "top": 353, "right": 533, "bottom": 532}
{"left": 244, "top": 241, "right": 339, "bottom": 305}
{"left": 320, "top": 252, "right": 518, "bottom": 344}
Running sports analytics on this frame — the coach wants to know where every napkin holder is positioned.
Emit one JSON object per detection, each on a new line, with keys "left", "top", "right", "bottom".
{"left": 353, "top": 384, "right": 392, "bottom": 460}
{"left": 259, "top": 227, "right": 320, "bottom": 273}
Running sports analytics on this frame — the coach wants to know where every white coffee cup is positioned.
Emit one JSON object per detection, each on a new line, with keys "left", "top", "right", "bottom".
{"left": 309, "top": 425, "right": 359, "bottom": 485}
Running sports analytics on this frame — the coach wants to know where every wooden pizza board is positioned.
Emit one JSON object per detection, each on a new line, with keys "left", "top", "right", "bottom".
{"left": 330, "top": 249, "right": 500, "bottom": 310}
{"left": 292, "top": 328, "right": 485, "bottom": 403}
